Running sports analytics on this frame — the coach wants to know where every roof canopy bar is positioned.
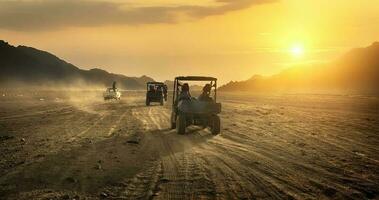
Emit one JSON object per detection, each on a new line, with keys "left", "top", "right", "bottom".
{"left": 175, "top": 76, "right": 217, "bottom": 81}
{"left": 147, "top": 82, "right": 165, "bottom": 84}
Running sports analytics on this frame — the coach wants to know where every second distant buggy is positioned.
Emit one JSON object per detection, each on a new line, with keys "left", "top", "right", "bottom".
{"left": 146, "top": 82, "right": 168, "bottom": 106}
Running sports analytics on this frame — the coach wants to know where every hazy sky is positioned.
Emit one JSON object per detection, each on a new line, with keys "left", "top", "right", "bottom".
{"left": 1, "top": 0, "right": 378, "bottom": 83}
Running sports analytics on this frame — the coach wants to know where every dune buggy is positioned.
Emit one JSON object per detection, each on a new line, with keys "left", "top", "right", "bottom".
{"left": 146, "top": 82, "right": 168, "bottom": 106}
{"left": 103, "top": 88, "right": 121, "bottom": 100}
{"left": 170, "top": 76, "right": 221, "bottom": 135}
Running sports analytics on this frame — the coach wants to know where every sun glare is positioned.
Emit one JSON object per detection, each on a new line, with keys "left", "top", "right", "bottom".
{"left": 290, "top": 44, "right": 304, "bottom": 58}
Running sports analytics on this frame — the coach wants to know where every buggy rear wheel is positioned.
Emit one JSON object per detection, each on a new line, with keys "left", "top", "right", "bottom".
{"left": 146, "top": 98, "right": 150, "bottom": 106}
{"left": 210, "top": 115, "right": 220, "bottom": 135}
{"left": 171, "top": 122, "right": 176, "bottom": 129}
{"left": 176, "top": 114, "right": 186, "bottom": 134}
{"left": 170, "top": 112, "right": 176, "bottom": 129}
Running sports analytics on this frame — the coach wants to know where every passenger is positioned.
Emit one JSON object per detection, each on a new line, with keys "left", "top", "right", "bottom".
{"left": 155, "top": 85, "right": 162, "bottom": 96}
{"left": 198, "top": 84, "right": 213, "bottom": 102}
{"left": 157, "top": 85, "right": 162, "bottom": 92}
{"left": 149, "top": 85, "right": 155, "bottom": 92}
{"left": 178, "top": 83, "right": 191, "bottom": 101}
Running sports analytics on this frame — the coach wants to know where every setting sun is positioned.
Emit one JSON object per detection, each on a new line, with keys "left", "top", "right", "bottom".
{"left": 290, "top": 44, "right": 304, "bottom": 57}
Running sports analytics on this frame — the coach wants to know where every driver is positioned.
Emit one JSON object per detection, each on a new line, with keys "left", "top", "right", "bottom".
{"left": 198, "top": 84, "right": 213, "bottom": 102}
{"left": 149, "top": 85, "right": 155, "bottom": 92}
{"left": 178, "top": 83, "right": 191, "bottom": 101}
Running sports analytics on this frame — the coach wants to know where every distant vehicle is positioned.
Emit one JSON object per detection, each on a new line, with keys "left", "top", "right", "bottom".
{"left": 146, "top": 82, "right": 168, "bottom": 106}
{"left": 103, "top": 88, "right": 121, "bottom": 100}
{"left": 170, "top": 76, "right": 221, "bottom": 135}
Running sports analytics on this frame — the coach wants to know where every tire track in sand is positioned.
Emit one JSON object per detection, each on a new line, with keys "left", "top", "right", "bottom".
{"left": 128, "top": 105, "right": 220, "bottom": 199}
{"left": 67, "top": 113, "right": 108, "bottom": 142}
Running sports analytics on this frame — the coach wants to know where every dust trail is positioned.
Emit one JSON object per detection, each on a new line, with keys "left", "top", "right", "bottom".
{"left": 64, "top": 91, "right": 105, "bottom": 114}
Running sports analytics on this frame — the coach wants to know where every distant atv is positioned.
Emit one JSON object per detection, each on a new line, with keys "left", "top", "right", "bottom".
{"left": 103, "top": 88, "right": 121, "bottom": 100}
{"left": 170, "top": 76, "right": 221, "bottom": 135}
{"left": 146, "top": 82, "right": 168, "bottom": 106}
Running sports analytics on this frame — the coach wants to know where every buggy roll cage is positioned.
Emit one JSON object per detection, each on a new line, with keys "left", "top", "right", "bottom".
{"left": 172, "top": 76, "right": 218, "bottom": 103}
{"left": 146, "top": 82, "right": 166, "bottom": 90}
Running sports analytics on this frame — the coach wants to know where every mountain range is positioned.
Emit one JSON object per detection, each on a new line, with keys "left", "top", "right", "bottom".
{"left": 1, "top": 40, "right": 378, "bottom": 93}
{"left": 219, "top": 42, "right": 379, "bottom": 94}
{"left": 0, "top": 40, "right": 154, "bottom": 90}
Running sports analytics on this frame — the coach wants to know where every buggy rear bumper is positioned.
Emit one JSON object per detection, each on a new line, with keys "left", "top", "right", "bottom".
{"left": 178, "top": 100, "right": 221, "bottom": 114}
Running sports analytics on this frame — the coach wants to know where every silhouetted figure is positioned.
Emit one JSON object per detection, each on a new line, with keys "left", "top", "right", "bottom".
{"left": 157, "top": 85, "right": 162, "bottom": 92}
{"left": 149, "top": 85, "right": 155, "bottom": 92}
{"left": 112, "top": 81, "right": 117, "bottom": 92}
{"left": 198, "top": 84, "right": 213, "bottom": 102}
{"left": 163, "top": 85, "right": 168, "bottom": 101}
{"left": 178, "top": 83, "right": 191, "bottom": 101}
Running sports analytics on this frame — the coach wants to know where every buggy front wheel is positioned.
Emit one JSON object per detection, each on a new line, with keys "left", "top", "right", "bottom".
{"left": 176, "top": 114, "right": 186, "bottom": 134}
{"left": 210, "top": 115, "right": 221, "bottom": 135}
{"left": 170, "top": 112, "right": 176, "bottom": 129}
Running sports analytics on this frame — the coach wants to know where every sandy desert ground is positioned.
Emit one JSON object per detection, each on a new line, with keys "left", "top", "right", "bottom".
{"left": 0, "top": 91, "right": 378, "bottom": 200}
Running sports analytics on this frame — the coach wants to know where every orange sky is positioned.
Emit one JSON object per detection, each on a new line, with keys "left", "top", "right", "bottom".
{"left": 1, "top": 0, "right": 378, "bottom": 84}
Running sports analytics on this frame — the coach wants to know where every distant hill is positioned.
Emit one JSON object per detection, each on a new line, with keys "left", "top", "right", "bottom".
{"left": 0, "top": 40, "right": 154, "bottom": 90}
{"left": 219, "top": 42, "right": 379, "bottom": 94}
